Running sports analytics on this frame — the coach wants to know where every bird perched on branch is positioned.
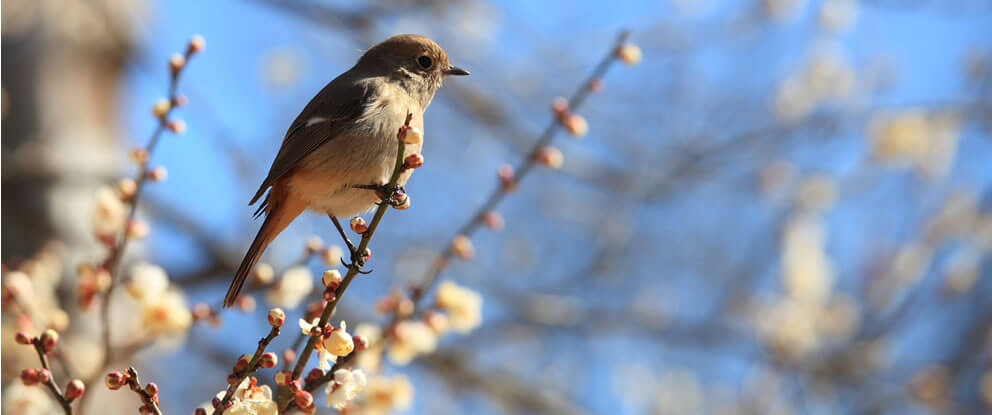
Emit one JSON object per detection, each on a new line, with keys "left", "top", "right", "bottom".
{"left": 224, "top": 34, "right": 469, "bottom": 307}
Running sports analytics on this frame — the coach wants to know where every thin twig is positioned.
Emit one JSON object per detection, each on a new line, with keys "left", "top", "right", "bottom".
{"left": 32, "top": 340, "right": 73, "bottom": 415}
{"left": 124, "top": 367, "right": 163, "bottom": 415}
{"left": 278, "top": 113, "right": 414, "bottom": 411}
{"left": 216, "top": 325, "right": 281, "bottom": 414}
{"left": 89, "top": 40, "right": 200, "bottom": 385}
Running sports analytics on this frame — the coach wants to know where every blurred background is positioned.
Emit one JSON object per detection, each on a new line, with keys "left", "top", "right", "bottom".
{"left": 3, "top": 0, "right": 992, "bottom": 414}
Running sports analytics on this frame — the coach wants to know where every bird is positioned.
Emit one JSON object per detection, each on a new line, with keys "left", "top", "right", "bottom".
{"left": 224, "top": 34, "right": 469, "bottom": 308}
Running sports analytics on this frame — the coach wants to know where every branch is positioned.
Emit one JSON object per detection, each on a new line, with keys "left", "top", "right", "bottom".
{"left": 278, "top": 113, "right": 417, "bottom": 411}
{"left": 215, "top": 320, "right": 282, "bottom": 414}
{"left": 95, "top": 35, "right": 204, "bottom": 371}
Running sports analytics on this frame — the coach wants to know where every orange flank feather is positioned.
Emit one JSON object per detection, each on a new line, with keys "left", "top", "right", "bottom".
{"left": 224, "top": 182, "right": 306, "bottom": 308}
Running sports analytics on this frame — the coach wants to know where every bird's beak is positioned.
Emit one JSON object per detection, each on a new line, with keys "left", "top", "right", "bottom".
{"left": 443, "top": 65, "right": 470, "bottom": 76}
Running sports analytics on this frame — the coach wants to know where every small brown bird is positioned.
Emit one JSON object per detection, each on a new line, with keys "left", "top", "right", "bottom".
{"left": 224, "top": 35, "right": 468, "bottom": 307}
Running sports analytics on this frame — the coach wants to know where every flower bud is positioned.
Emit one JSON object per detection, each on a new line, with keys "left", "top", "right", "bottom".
{"left": 21, "top": 369, "right": 38, "bottom": 386}
{"left": 536, "top": 146, "right": 564, "bottom": 169}
{"left": 40, "top": 329, "right": 59, "bottom": 352}
{"left": 323, "top": 287, "right": 337, "bottom": 302}
{"left": 498, "top": 164, "right": 516, "bottom": 191}
{"left": 105, "top": 371, "right": 127, "bottom": 390}
{"left": 258, "top": 352, "right": 278, "bottom": 369}
{"left": 353, "top": 335, "right": 369, "bottom": 351}
{"left": 167, "top": 119, "right": 187, "bottom": 134}
{"left": 306, "top": 235, "right": 324, "bottom": 253}
{"left": 323, "top": 329, "right": 354, "bottom": 357}
{"left": 551, "top": 96, "right": 569, "bottom": 116}
{"left": 404, "top": 153, "right": 424, "bottom": 169}
{"left": 294, "top": 390, "right": 314, "bottom": 409}
{"left": 152, "top": 98, "right": 171, "bottom": 118}
{"left": 322, "top": 269, "right": 342, "bottom": 288}
{"left": 117, "top": 178, "right": 137, "bottom": 199}
{"left": 268, "top": 308, "right": 286, "bottom": 328}
{"left": 187, "top": 35, "right": 206, "bottom": 55}
{"left": 144, "top": 382, "right": 159, "bottom": 397}
{"left": 349, "top": 217, "right": 368, "bottom": 234}
{"left": 35, "top": 368, "right": 51, "bottom": 384}
{"left": 451, "top": 235, "right": 475, "bottom": 260}
{"left": 194, "top": 408, "right": 208, "bottom": 415}
{"left": 424, "top": 311, "right": 450, "bottom": 334}
{"left": 129, "top": 148, "right": 150, "bottom": 164}
{"left": 305, "top": 368, "right": 323, "bottom": 384}
{"left": 234, "top": 354, "right": 253, "bottom": 372}
{"left": 253, "top": 263, "right": 275, "bottom": 285}
{"left": 65, "top": 379, "right": 86, "bottom": 401}
{"left": 616, "top": 43, "right": 642, "bottom": 65}
{"left": 483, "top": 211, "right": 504, "bottom": 231}
{"left": 147, "top": 166, "right": 168, "bottom": 182}
{"left": 15, "top": 331, "right": 32, "bottom": 345}
{"left": 588, "top": 78, "right": 604, "bottom": 93}
{"left": 236, "top": 295, "right": 256, "bottom": 312}
{"left": 282, "top": 348, "right": 296, "bottom": 366}
{"left": 362, "top": 247, "right": 372, "bottom": 262}
{"left": 172, "top": 95, "right": 188, "bottom": 107}
{"left": 564, "top": 113, "right": 588, "bottom": 137}
{"left": 274, "top": 370, "right": 292, "bottom": 386}
{"left": 227, "top": 373, "right": 240, "bottom": 385}
{"left": 169, "top": 54, "right": 186, "bottom": 75}
{"left": 321, "top": 245, "right": 343, "bottom": 266}
{"left": 126, "top": 219, "right": 149, "bottom": 240}
{"left": 400, "top": 126, "right": 423, "bottom": 145}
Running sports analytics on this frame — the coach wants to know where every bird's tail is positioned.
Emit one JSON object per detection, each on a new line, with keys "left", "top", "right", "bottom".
{"left": 225, "top": 186, "right": 305, "bottom": 308}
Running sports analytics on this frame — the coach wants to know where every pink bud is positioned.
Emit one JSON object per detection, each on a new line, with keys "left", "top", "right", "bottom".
{"left": 129, "top": 148, "right": 150, "bottom": 164}
{"left": 498, "top": 164, "right": 516, "bottom": 191}
{"left": 236, "top": 295, "right": 256, "bottom": 312}
{"left": 187, "top": 35, "right": 206, "bottom": 55}
{"left": 274, "top": 370, "right": 292, "bottom": 386}
{"left": 147, "top": 166, "right": 168, "bottom": 182}
{"left": 563, "top": 113, "right": 588, "bottom": 137}
{"left": 144, "top": 382, "right": 159, "bottom": 397}
{"left": 294, "top": 390, "right": 314, "bottom": 408}
{"left": 234, "top": 354, "right": 252, "bottom": 372}
{"left": 404, "top": 153, "right": 425, "bottom": 169}
{"left": 322, "top": 270, "right": 342, "bottom": 288}
{"left": 551, "top": 96, "right": 569, "bottom": 116}
{"left": 323, "top": 286, "right": 337, "bottom": 302}
{"left": 169, "top": 54, "right": 186, "bottom": 75}
{"left": 588, "top": 78, "right": 604, "bottom": 93}
{"left": 20, "top": 369, "right": 38, "bottom": 386}
{"left": 172, "top": 95, "right": 189, "bottom": 107}
{"left": 40, "top": 329, "right": 59, "bottom": 352}
{"left": 536, "top": 146, "right": 564, "bottom": 169}
{"left": 305, "top": 368, "right": 323, "bottom": 384}
{"left": 65, "top": 379, "right": 86, "bottom": 401}
{"left": 14, "top": 331, "right": 32, "bottom": 345}
{"left": 227, "top": 373, "right": 240, "bottom": 385}
{"left": 258, "top": 352, "right": 278, "bottom": 369}
{"left": 451, "top": 235, "right": 475, "bottom": 260}
{"left": 167, "top": 119, "right": 187, "bottom": 134}
{"left": 349, "top": 217, "right": 368, "bottom": 234}
{"left": 282, "top": 349, "right": 296, "bottom": 366}
{"left": 267, "top": 308, "right": 286, "bottom": 328}
{"left": 353, "top": 335, "right": 369, "bottom": 351}
{"left": 105, "top": 371, "right": 126, "bottom": 390}
{"left": 126, "top": 219, "right": 149, "bottom": 240}
{"left": 483, "top": 211, "right": 504, "bottom": 231}
{"left": 194, "top": 408, "right": 208, "bottom": 415}
{"left": 35, "top": 368, "right": 51, "bottom": 384}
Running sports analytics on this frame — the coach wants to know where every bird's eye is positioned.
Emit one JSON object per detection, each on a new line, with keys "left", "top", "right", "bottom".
{"left": 417, "top": 56, "right": 433, "bottom": 69}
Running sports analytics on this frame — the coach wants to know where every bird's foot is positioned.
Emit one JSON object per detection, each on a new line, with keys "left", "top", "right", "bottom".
{"left": 352, "top": 183, "right": 408, "bottom": 207}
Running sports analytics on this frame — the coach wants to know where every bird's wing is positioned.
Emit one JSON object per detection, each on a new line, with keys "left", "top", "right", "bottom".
{"left": 249, "top": 76, "right": 382, "bottom": 209}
